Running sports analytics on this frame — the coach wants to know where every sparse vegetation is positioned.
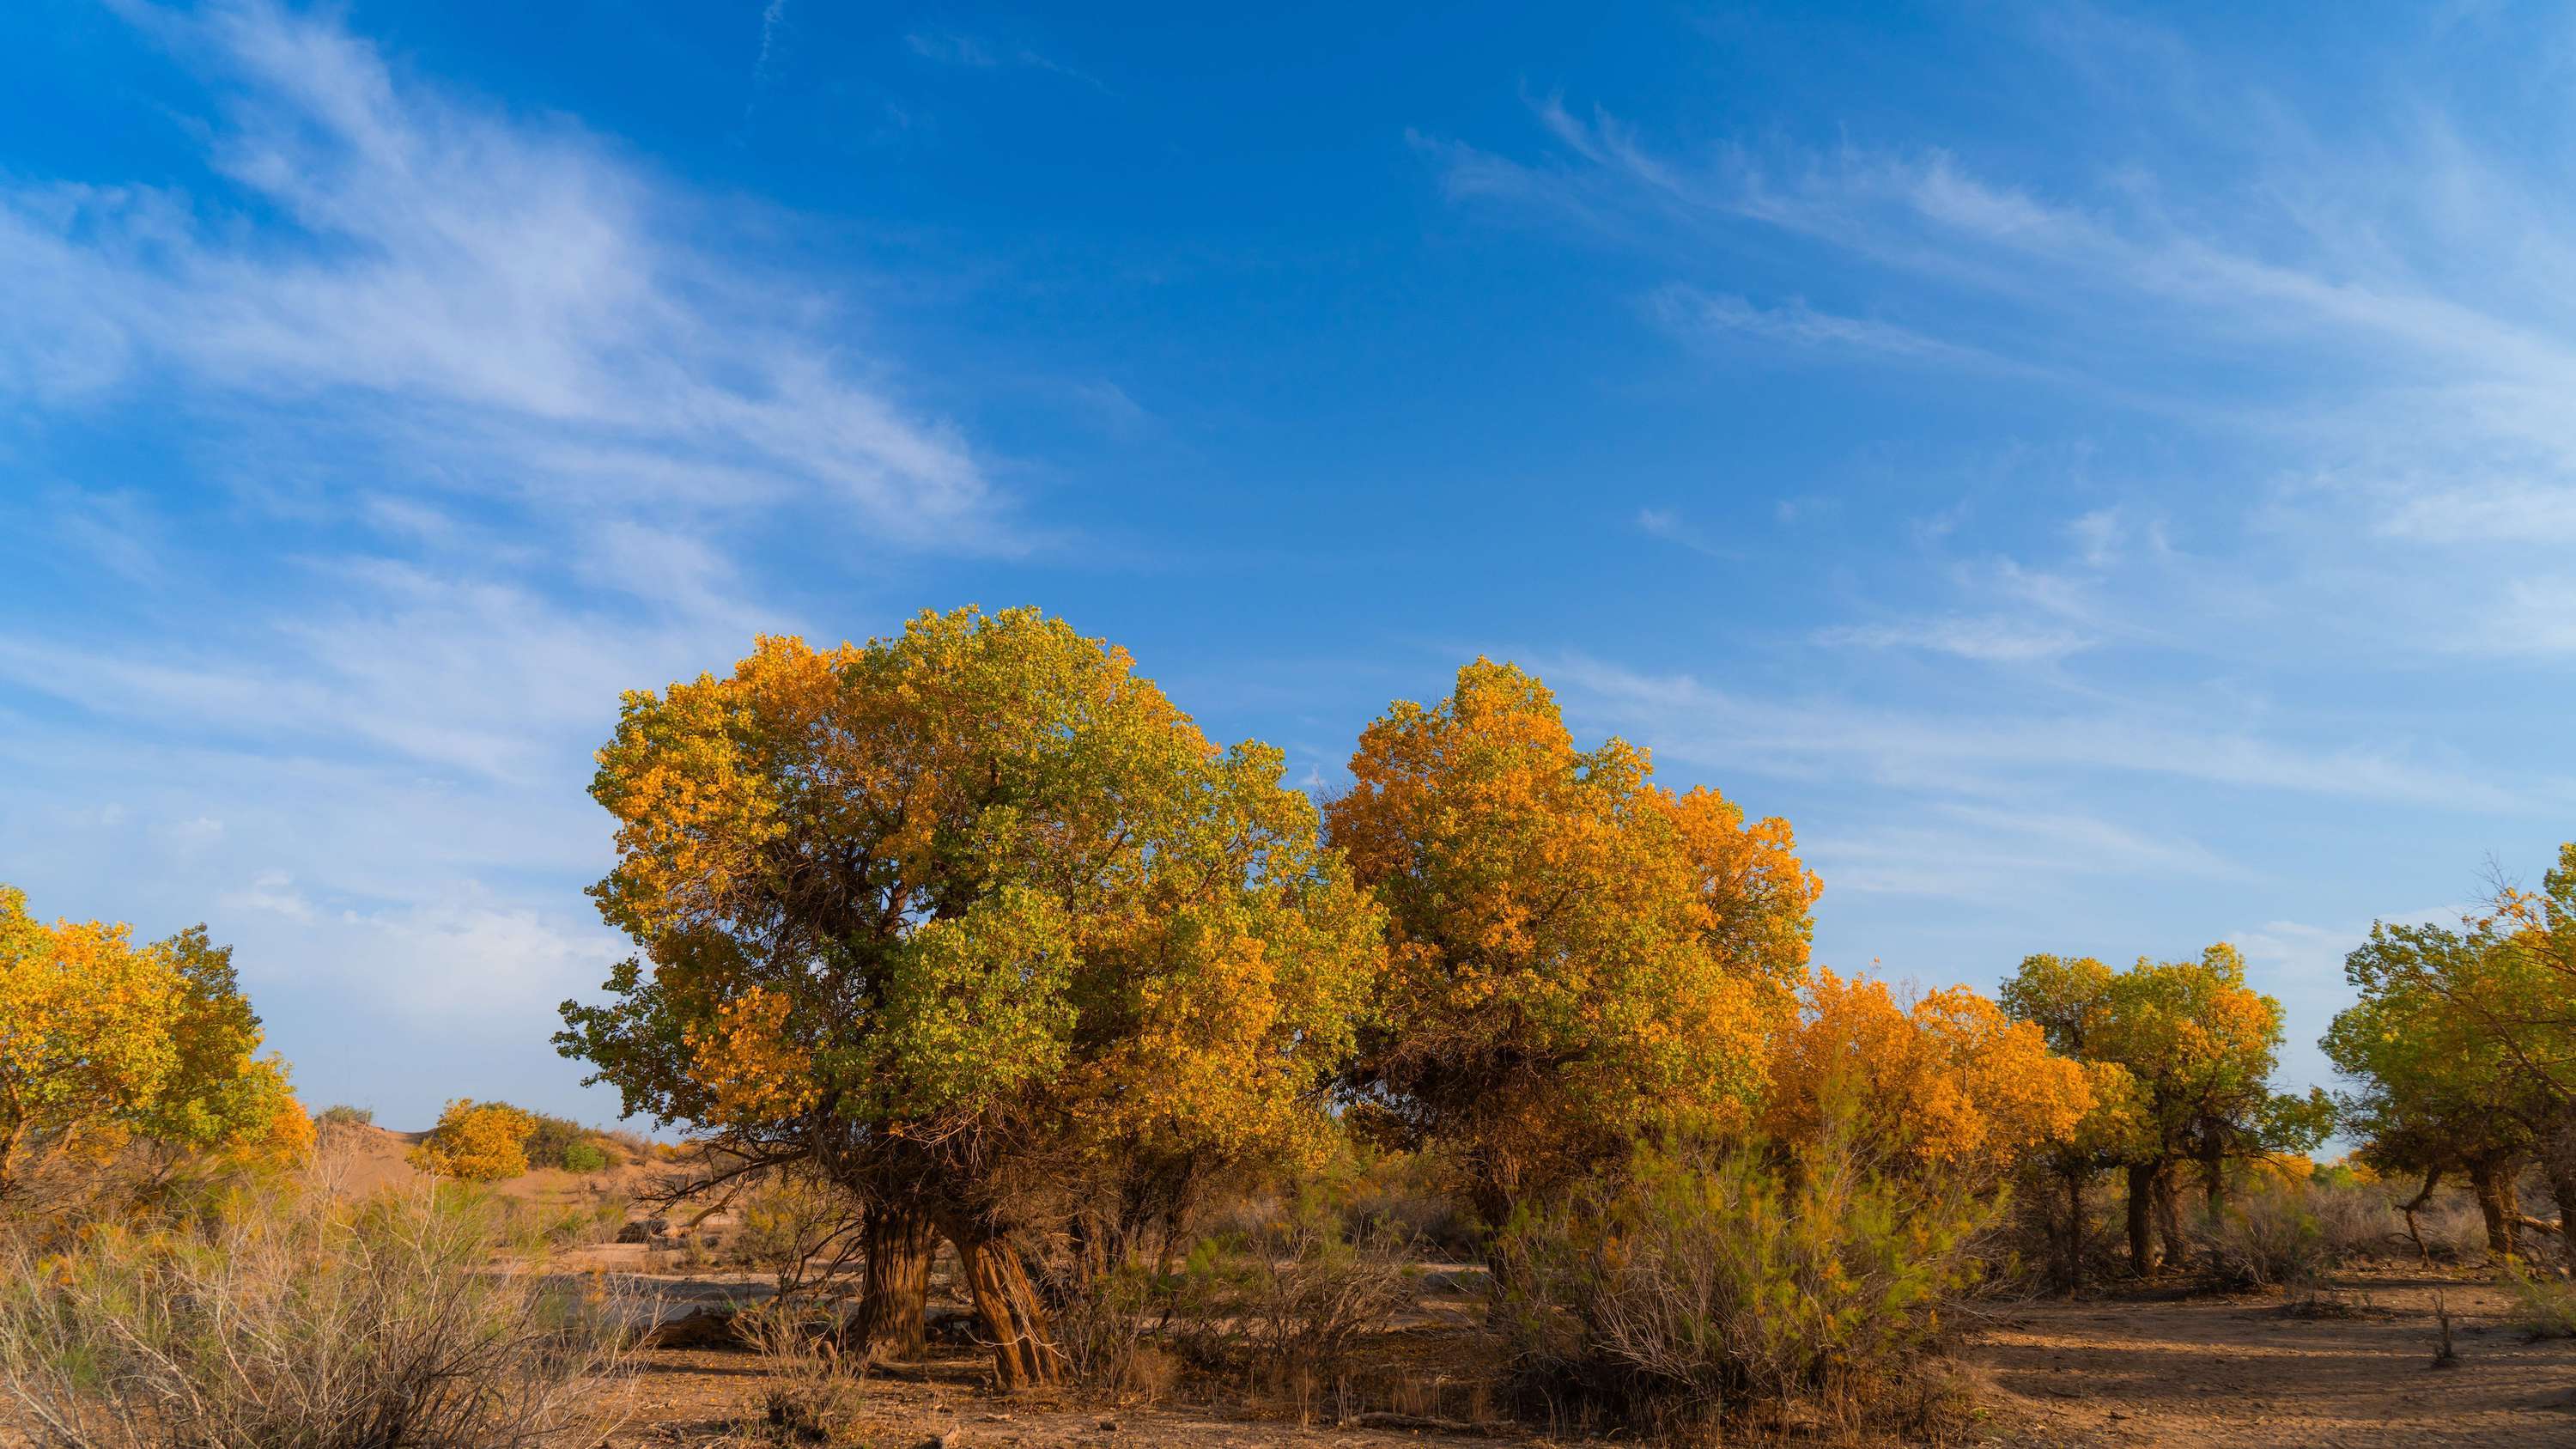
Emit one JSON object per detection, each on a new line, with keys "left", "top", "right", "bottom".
{"left": 0, "top": 1171, "right": 637, "bottom": 1449}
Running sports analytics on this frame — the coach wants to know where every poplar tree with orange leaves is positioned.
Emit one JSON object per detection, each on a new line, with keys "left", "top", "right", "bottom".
{"left": 1324, "top": 658, "right": 1819, "bottom": 1233}
{"left": 556, "top": 609, "right": 1382, "bottom": 1387}
{"left": 1765, "top": 968, "right": 2096, "bottom": 1184}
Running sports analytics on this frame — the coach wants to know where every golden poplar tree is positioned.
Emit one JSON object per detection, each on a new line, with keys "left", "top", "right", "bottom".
{"left": 1325, "top": 658, "right": 1818, "bottom": 1229}
{"left": 558, "top": 609, "right": 1382, "bottom": 1386}
{"left": 0, "top": 887, "right": 307, "bottom": 1203}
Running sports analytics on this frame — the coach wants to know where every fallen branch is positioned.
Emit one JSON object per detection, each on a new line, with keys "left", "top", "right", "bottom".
{"left": 1338, "top": 1411, "right": 1495, "bottom": 1435}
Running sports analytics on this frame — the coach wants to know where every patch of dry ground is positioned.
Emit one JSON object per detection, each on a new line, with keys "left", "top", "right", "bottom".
{"left": 588, "top": 1262, "right": 2576, "bottom": 1447}
{"left": 1973, "top": 1265, "right": 2576, "bottom": 1447}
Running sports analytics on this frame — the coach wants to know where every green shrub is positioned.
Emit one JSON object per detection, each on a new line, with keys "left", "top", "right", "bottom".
{"left": 2503, "top": 1256, "right": 2576, "bottom": 1336}
{"left": 313, "top": 1104, "right": 374, "bottom": 1128}
{"left": 0, "top": 1172, "right": 638, "bottom": 1449}
{"left": 1491, "top": 1132, "right": 1992, "bottom": 1437}
{"left": 521, "top": 1111, "right": 587, "bottom": 1171}
{"left": 560, "top": 1140, "right": 611, "bottom": 1173}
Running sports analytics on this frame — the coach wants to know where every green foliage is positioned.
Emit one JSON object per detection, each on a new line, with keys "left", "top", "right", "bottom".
{"left": 2503, "top": 1256, "right": 2576, "bottom": 1337}
{"left": 2330, "top": 922, "right": 2547, "bottom": 1186}
{"left": 314, "top": 1104, "right": 374, "bottom": 1128}
{"left": 2002, "top": 944, "right": 2328, "bottom": 1275}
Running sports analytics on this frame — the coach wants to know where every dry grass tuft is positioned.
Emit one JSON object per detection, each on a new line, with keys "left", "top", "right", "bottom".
{"left": 0, "top": 1171, "right": 640, "bottom": 1449}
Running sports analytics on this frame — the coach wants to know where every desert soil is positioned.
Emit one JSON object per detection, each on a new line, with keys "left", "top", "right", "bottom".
{"left": 586, "top": 1259, "right": 2576, "bottom": 1448}
{"left": 1977, "top": 1265, "right": 2576, "bottom": 1447}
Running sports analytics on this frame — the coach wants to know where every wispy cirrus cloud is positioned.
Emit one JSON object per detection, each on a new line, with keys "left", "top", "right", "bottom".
{"left": 2, "top": 0, "right": 989, "bottom": 539}
{"left": 1812, "top": 615, "right": 2095, "bottom": 665}
{"left": 1543, "top": 654, "right": 2546, "bottom": 815}
{"left": 1647, "top": 284, "right": 2008, "bottom": 369}
{"left": 1634, "top": 506, "right": 1736, "bottom": 559}
{"left": 0, "top": 1, "right": 1010, "bottom": 1121}
{"left": 905, "top": 27, "right": 1106, "bottom": 91}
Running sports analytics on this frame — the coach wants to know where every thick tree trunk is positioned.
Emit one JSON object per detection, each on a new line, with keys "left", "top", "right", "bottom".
{"left": 2063, "top": 1165, "right": 2087, "bottom": 1292}
{"left": 947, "top": 1223, "right": 1061, "bottom": 1389}
{"left": 2540, "top": 1111, "right": 2576, "bottom": 1275}
{"left": 2500, "top": 1173, "right": 2524, "bottom": 1257}
{"left": 854, "top": 1202, "right": 938, "bottom": 1357}
{"left": 2469, "top": 1160, "right": 2515, "bottom": 1260}
{"left": 2125, "top": 1162, "right": 2161, "bottom": 1276}
{"left": 2153, "top": 1165, "right": 2185, "bottom": 1270}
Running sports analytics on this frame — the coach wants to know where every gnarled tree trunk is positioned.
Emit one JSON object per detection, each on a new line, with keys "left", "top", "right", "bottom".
{"left": 945, "top": 1220, "right": 1062, "bottom": 1389}
{"left": 2125, "top": 1162, "right": 2161, "bottom": 1276}
{"left": 2468, "top": 1160, "right": 2517, "bottom": 1260}
{"left": 854, "top": 1202, "right": 938, "bottom": 1357}
{"left": 2051, "top": 1163, "right": 2087, "bottom": 1291}
{"left": 2539, "top": 1111, "right": 2576, "bottom": 1275}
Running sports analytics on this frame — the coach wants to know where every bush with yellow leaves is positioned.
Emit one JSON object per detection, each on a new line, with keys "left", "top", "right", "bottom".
{"left": 0, "top": 886, "right": 310, "bottom": 1212}
{"left": 410, "top": 1099, "right": 539, "bottom": 1183}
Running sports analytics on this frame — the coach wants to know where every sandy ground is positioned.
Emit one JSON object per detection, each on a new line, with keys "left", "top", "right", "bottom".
{"left": 584, "top": 1261, "right": 2576, "bottom": 1448}
{"left": 1972, "top": 1265, "right": 2576, "bottom": 1447}
{"left": 293, "top": 1140, "right": 2576, "bottom": 1446}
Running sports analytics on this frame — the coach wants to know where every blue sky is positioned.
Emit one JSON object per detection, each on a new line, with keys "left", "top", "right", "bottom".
{"left": 5, "top": 0, "right": 2573, "bottom": 1129}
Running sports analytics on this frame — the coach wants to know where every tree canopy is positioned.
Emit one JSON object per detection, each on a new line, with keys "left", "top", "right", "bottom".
{"left": 2001, "top": 945, "right": 2327, "bottom": 1275}
{"left": 1765, "top": 968, "right": 2096, "bottom": 1180}
{"left": 0, "top": 886, "right": 307, "bottom": 1202}
{"left": 1322, "top": 658, "right": 1819, "bottom": 1225}
{"left": 556, "top": 608, "right": 1383, "bottom": 1385}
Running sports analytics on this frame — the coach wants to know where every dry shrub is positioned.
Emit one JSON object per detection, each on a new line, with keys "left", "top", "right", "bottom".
{"left": 2196, "top": 1189, "right": 2329, "bottom": 1290}
{"left": 2306, "top": 1178, "right": 2403, "bottom": 1258}
{"left": 736, "top": 1301, "right": 866, "bottom": 1443}
{"left": 1048, "top": 1264, "right": 1182, "bottom": 1401}
{"left": 2197, "top": 1177, "right": 2405, "bottom": 1290}
{"left": 2410, "top": 1193, "right": 2492, "bottom": 1263}
{"left": 720, "top": 1174, "right": 866, "bottom": 1297}
{"left": 1491, "top": 1132, "right": 1991, "bottom": 1439}
{"left": 0, "top": 1172, "right": 637, "bottom": 1449}
{"left": 1049, "top": 1215, "right": 1420, "bottom": 1405}
{"left": 499, "top": 1192, "right": 632, "bottom": 1251}
{"left": 1200, "top": 1219, "right": 1422, "bottom": 1397}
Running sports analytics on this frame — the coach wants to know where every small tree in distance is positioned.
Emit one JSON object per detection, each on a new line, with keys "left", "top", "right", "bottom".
{"left": 410, "top": 1100, "right": 539, "bottom": 1183}
{"left": 2326, "top": 922, "right": 2544, "bottom": 1257}
{"left": 2002, "top": 946, "right": 2329, "bottom": 1276}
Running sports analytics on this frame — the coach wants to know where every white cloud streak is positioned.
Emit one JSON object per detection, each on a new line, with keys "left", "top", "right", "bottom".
{"left": 0, "top": 0, "right": 989, "bottom": 539}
